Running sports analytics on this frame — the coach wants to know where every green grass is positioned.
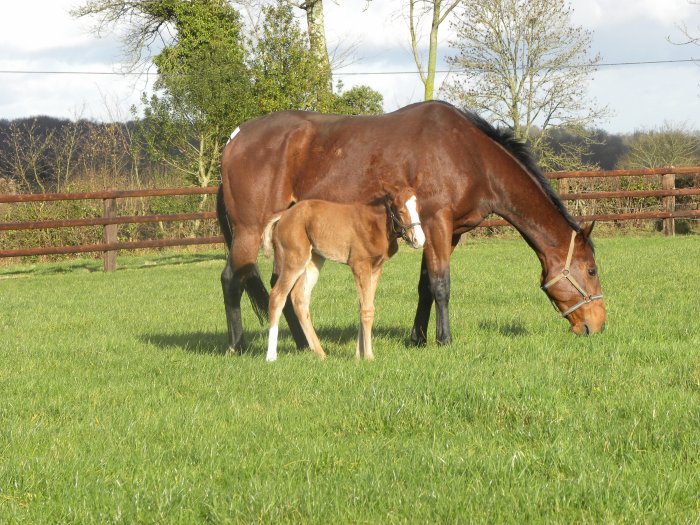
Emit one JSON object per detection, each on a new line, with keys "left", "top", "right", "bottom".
{"left": 1, "top": 236, "right": 699, "bottom": 523}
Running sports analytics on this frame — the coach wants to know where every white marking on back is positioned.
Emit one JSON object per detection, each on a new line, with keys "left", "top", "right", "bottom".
{"left": 405, "top": 195, "right": 426, "bottom": 248}
{"left": 226, "top": 127, "right": 241, "bottom": 145}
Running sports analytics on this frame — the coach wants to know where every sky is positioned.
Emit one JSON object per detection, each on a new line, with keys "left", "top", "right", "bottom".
{"left": 1, "top": 0, "right": 699, "bottom": 133}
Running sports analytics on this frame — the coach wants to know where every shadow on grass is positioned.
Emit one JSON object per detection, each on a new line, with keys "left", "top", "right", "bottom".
{"left": 0, "top": 259, "right": 102, "bottom": 277}
{"left": 143, "top": 323, "right": 410, "bottom": 356}
{"left": 0, "top": 251, "right": 225, "bottom": 278}
{"left": 477, "top": 319, "right": 528, "bottom": 337}
{"left": 141, "top": 331, "right": 231, "bottom": 356}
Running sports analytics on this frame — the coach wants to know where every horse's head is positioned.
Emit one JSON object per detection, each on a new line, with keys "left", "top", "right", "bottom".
{"left": 384, "top": 185, "right": 425, "bottom": 249}
{"left": 541, "top": 223, "right": 606, "bottom": 335}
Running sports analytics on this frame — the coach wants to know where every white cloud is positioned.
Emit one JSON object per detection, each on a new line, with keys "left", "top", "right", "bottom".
{"left": 1, "top": 0, "right": 93, "bottom": 52}
{"left": 571, "top": 0, "right": 697, "bottom": 27}
{"left": 0, "top": 0, "right": 699, "bottom": 132}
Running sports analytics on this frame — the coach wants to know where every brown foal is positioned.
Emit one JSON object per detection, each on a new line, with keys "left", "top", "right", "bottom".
{"left": 262, "top": 187, "right": 425, "bottom": 362}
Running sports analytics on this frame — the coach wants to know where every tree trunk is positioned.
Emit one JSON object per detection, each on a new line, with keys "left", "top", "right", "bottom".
{"left": 303, "top": 1, "right": 331, "bottom": 88}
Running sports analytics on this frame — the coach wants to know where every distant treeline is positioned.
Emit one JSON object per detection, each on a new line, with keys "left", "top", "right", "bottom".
{"left": 1, "top": 114, "right": 699, "bottom": 195}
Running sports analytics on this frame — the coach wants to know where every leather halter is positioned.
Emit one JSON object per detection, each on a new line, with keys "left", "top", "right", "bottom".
{"left": 386, "top": 200, "right": 421, "bottom": 243}
{"left": 541, "top": 230, "right": 604, "bottom": 317}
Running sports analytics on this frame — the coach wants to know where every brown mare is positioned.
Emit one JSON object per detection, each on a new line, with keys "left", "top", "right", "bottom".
{"left": 217, "top": 101, "right": 605, "bottom": 352}
{"left": 261, "top": 186, "right": 425, "bottom": 362}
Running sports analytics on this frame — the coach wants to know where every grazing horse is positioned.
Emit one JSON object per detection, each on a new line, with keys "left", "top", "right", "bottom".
{"left": 217, "top": 100, "right": 605, "bottom": 352}
{"left": 261, "top": 186, "right": 425, "bottom": 361}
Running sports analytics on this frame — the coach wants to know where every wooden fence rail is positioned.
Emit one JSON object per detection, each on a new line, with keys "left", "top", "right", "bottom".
{"left": 1, "top": 166, "right": 698, "bottom": 271}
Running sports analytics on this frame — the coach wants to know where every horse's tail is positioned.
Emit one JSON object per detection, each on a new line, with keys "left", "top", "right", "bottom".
{"left": 262, "top": 213, "right": 283, "bottom": 259}
{"left": 216, "top": 184, "right": 233, "bottom": 249}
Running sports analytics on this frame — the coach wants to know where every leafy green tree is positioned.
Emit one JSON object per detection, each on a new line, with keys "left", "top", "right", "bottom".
{"left": 249, "top": 1, "right": 333, "bottom": 112}
{"left": 331, "top": 82, "right": 384, "bottom": 115}
{"left": 139, "top": 0, "right": 255, "bottom": 188}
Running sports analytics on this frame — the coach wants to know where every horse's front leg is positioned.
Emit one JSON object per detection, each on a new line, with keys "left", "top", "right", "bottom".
{"left": 410, "top": 254, "right": 433, "bottom": 346}
{"left": 413, "top": 212, "right": 454, "bottom": 346}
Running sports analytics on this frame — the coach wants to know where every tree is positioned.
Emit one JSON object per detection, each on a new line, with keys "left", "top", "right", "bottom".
{"left": 408, "top": 0, "right": 460, "bottom": 100}
{"left": 72, "top": 0, "right": 183, "bottom": 71}
{"left": 138, "top": 0, "right": 254, "bottom": 188}
{"left": 618, "top": 124, "right": 699, "bottom": 169}
{"left": 443, "top": 0, "right": 607, "bottom": 160}
{"left": 676, "top": 0, "right": 700, "bottom": 47}
{"left": 331, "top": 82, "right": 384, "bottom": 115}
{"left": 249, "top": 1, "right": 332, "bottom": 112}
{"left": 234, "top": 0, "right": 333, "bottom": 98}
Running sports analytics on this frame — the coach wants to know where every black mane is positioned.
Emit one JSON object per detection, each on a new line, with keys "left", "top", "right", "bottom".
{"left": 459, "top": 109, "right": 582, "bottom": 234}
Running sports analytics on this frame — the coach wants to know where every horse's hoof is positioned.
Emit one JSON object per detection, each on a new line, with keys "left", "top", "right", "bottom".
{"left": 410, "top": 335, "right": 427, "bottom": 347}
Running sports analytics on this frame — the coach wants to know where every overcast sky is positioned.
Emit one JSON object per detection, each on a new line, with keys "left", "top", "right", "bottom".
{"left": 1, "top": 0, "right": 699, "bottom": 133}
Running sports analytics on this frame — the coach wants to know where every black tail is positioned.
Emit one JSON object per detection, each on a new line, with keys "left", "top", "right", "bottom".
{"left": 216, "top": 184, "right": 233, "bottom": 249}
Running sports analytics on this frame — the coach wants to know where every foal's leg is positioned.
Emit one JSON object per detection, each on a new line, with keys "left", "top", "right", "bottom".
{"left": 290, "top": 254, "right": 326, "bottom": 359}
{"left": 267, "top": 264, "right": 306, "bottom": 362}
{"left": 352, "top": 262, "right": 379, "bottom": 360}
{"left": 271, "top": 259, "right": 310, "bottom": 351}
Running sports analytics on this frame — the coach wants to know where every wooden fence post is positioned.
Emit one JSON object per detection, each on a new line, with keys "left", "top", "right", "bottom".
{"left": 662, "top": 171, "right": 675, "bottom": 236}
{"left": 103, "top": 198, "right": 118, "bottom": 272}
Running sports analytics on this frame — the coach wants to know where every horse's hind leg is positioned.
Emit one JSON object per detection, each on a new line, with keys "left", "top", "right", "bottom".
{"left": 290, "top": 255, "right": 325, "bottom": 358}
{"left": 221, "top": 259, "right": 244, "bottom": 352}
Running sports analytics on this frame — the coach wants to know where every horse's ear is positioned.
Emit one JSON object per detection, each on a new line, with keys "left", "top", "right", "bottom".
{"left": 378, "top": 179, "right": 399, "bottom": 200}
{"left": 582, "top": 221, "right": 596, "bottom": 238}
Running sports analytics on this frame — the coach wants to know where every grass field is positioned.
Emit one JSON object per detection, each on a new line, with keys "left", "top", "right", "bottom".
{"left": 1, "top": 236, "right": 699, "bottom": 523}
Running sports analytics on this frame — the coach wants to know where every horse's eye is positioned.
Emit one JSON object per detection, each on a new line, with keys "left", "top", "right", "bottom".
{"left": 588, "top": 268, "right": 597, "bottom": 277}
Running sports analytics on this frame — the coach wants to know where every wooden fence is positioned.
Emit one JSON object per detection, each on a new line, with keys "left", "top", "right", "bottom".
{"left": 1, "top": 166, "right": 699, "bottom": 271}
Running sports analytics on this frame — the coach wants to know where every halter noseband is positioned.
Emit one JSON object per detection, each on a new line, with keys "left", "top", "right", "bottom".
{"left": 386, "top": 199, "right": 421, "bottom": 243}
{"left": 541, "top": 230, "right": 604, "bottom": 318}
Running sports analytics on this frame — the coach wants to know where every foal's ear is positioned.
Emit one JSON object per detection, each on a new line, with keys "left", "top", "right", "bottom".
{"left": 582, "top": 221, "right": 596, "bottom": 238}
{"left": 378, "top": 179, "right": 399, "bottom": 201}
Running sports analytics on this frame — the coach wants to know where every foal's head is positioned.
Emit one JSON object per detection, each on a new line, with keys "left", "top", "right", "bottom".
{"left": 384, "top": 186, "right": 425, "bottom": 249}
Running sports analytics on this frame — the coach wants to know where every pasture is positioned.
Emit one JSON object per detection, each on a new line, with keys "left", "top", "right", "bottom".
{"left": 1, "top": 236, "right": 699, "bottom": 523}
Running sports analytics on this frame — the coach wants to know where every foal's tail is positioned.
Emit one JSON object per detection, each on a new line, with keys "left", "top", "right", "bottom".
{"left": 261, "top": 213, "right": 283, "bottom": 259}
{"left": 216, "top": 184, "right": 233, "bottom": 249}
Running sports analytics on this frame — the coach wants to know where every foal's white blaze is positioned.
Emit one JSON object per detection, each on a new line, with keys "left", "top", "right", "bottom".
{"left": 405, "top": 195, "right": 425, "bottom": 248}
{"left": 266, "top": 324, "right": 278, "bottom": 362}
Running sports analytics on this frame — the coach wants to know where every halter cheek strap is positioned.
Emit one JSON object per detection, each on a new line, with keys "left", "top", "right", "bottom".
{"left": 386, "top": 202, "right": 421, "bottom": 243}
{"left": 541, "top": 230, "right": 604, "bottom": 318}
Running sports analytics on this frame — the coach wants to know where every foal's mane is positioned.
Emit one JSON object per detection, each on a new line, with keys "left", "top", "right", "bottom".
{"left": 457, "top": 108, "right": 583, "bottom": 235}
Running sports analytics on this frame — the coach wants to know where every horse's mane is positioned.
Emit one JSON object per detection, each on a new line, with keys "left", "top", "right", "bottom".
{"left": 458, "top": 109, "right": 583, "bottom": 235}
